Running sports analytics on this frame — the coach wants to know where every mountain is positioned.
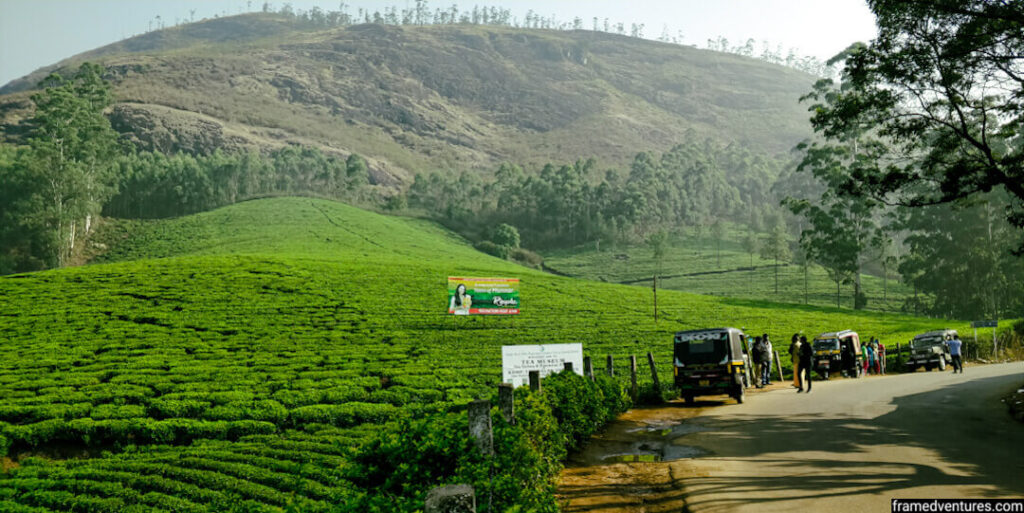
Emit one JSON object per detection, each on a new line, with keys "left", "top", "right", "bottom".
{"left": 0, "top": 13, "right": 817, "bottom": 185}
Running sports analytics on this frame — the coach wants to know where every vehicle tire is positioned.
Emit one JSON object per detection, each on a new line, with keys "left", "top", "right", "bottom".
{"left": 938, "top": 358, "right": 946, "bottom": 371}
{"left": 906, "top": 365, "right": 916, "bottom": 373}
{"left": 926, "top": 364, "right": 934, "bottom": 371}
{"left": 734, "top": 385, "right": 744, "bottom": 404}
{"left": 684, "top": 394, "right": 695, "bottom": 405}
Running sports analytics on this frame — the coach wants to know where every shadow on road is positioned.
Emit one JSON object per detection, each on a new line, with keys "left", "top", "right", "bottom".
{"left": 559, "top": 371, "right": 1024, "bottom": 512}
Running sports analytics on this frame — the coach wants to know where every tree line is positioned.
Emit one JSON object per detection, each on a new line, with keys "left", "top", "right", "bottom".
{"left": 0, "top": 65, "right": 376, "bottom": 274}
{"left": 406, "top": 140, "right": 786, "bottom": 250}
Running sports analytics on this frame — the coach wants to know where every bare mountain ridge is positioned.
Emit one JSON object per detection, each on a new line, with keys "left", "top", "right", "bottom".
{"left": 0, "top": 13, "right": 816, "bottom": 184}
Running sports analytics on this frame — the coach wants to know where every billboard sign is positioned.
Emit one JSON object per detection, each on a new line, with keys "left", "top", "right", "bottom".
{"left": 448, "top": 277, "right": 520, "bottom": 315}
{"left": 502, "top": 343, "right": 583, "bottom": 387}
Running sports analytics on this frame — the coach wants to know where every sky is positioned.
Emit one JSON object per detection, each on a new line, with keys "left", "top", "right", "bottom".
{"left": 0, "top": 0, "right": 878, "bottom": 87}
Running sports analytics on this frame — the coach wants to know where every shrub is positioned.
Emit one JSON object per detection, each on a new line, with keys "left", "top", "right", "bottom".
{"left": 473, "top": 240, "right": 509, "bottom": 259}
{"left": 491, "top": 224, "right": 520, "bottom": 248}
{"left": 343, "top": 370, "right": 629, "bottom": 512}
{"left": 508, "top": 247, "right": 543, "bottom": 268}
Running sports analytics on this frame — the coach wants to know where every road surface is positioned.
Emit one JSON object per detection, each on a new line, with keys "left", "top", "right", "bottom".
{"left": 557, "top": 362, "right": 1024, "bottom": 512}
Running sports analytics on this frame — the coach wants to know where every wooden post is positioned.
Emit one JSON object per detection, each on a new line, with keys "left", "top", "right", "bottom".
{"left": 467, "top": 400, "right": 493, "bottom": 456}
{"left": 646, "top": 352, "right": 660, "bottom": 391}
{"left": 774, "top": 350, "right": 783, "bottom": 382}
{"left": 497, "top": 383, "right": 514, "bottom": 424}
{"left": 528, "top": 370, "right": 541, "bottom": 392}
{"left": 629, "top": 355, "right": 638, "bottom": 402}
{"left": 584, "top": 356, "right": 594, "bottom": 381}
{"left": 425, "top": 484, "right": 476, "bottom": 513}
{"left": 652, "top": 275, "right": 658, "bottom": 323}
{"left": 896, "top": 342, "right": 902, "bottom": 368}
{"left": 606, "top": 355, "right": 614, "bottom": 377}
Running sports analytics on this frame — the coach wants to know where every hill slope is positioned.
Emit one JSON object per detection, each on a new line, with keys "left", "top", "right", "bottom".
{"left": 0, "top": 198, "right": 957, "bottom": 511}
{"left": 0, "top": 13, "right": 815, "bottom": 184}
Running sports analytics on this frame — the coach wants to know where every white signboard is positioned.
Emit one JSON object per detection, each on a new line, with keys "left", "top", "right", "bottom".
{"left": 502, "top": 343, "right": 584, "bottom": 388}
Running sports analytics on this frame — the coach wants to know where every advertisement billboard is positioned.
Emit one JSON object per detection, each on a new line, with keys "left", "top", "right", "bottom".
{"left": 448, "top": 277, "right": 520, "bottom": 315}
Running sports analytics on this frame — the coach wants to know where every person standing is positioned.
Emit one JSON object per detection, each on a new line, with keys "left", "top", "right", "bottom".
{"left": 877, "top": 339, "right": 886, "bottom": 375}
{"left": 946, "top": 334, "right": 963, "bottom": 373}
{"left": 862, "top": 341, "right": 870, "bottom": 375}
{"left": 866, "top": 343, "right": 876, "bottom": 375}
{"left": 751, "top": 336, "right": 763, "bottom": 388}
{"left": 789, "top": 333, "right": 801, "bottom": 388}
{"left": 798, "top": 335, "right": 813, "bottom": 393}
{"left": 761, "top": 334, "right": 773, "bottom": 387}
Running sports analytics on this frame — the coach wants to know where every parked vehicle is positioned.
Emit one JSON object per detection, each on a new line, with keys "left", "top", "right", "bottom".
{"left": 906, "top": 329, "right": 956, "bottom": 372}
{"left": 674, "top": 327, "right": 750, "bottom": 404}
{"left": 812, "top": 330, "right": 862, "bottom": 379}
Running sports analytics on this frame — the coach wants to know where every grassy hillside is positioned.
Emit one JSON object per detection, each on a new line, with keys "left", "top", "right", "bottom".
{"left": 545, "top": 234, "right": 914, "bottom": 313}
{"left": 0, "top": 198, "right": 961, "bottom": 511}
{"left": 0, "top": 13, "right": 815, "bottom": 183}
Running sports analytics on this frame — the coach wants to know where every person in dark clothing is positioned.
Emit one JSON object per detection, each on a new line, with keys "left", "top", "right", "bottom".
{"left": 789, "top": 333, "right": 801, "bottom": 388}
{"left": 759, "top": 335, "right": 773, "bottom": 387}
{"left": 798, "top": 335, "right": 813, "bottom": 393}
{"left": 751, "top": 336, "right": 764, "bottom": 388}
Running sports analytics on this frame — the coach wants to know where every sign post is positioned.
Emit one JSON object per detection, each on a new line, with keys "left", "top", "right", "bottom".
{"left": 971, "top": 320, "right": 998, "bottom": 358}
{"left": 502, "top": 344, "right": 583, "bottom": 388}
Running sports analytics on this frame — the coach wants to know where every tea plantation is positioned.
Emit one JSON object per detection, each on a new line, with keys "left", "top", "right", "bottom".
{"left": 0, "top": 198, "right": 966, "bottom": 512}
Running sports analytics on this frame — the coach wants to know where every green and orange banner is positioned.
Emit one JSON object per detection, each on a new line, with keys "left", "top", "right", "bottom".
{"left": 447, "top": 277, "right": 520, "bottom": 315}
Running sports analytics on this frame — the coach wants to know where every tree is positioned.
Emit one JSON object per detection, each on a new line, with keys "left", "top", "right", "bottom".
{"left": 710, "top": 219, "right": 725, "bottom": 268}
{"left": 25, "top": 62, "right": 119, "bottom": 267}
{"left": 741, "top": 228, "right": 759, "bottom": 271}
{"left": 805, "top": 1, "right": 1024, "bottom": 252}
{"left": 759, "top": 221, "right": 791, "bottom": 294}
{"left": 647, "top": 230, "right": 668, "bottom": 277}
{"left": 897, "top": 193, "right": 1024, "bottom": 319}
{"left": 492, "top": 223, "right": 520, "bottom": 249}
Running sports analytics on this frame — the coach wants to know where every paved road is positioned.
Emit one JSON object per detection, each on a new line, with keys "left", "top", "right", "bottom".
{"left": 557, "top": 362, "right": 1024, "bottom": 513}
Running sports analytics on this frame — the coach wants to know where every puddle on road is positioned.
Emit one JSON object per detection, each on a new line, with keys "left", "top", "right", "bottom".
{"left": 626, "top": 420, "right": 711, "bottom": 438}
{"left": 602, "top": 453, "right": 662, "bottom": 463}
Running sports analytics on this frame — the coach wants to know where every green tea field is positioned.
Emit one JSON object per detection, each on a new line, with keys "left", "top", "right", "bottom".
{"left": 0, "top": 198, "right": 965, "bottom": 512}
{"left": 544, "top": 234, "right": 914, "bottom": 312}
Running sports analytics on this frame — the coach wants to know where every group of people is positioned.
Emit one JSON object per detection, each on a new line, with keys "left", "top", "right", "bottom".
{"left": 861, "top": 337, "right": 886, "bottom": 376}
{"left": 788, "top": 334, "right": 815, "bottom": 393}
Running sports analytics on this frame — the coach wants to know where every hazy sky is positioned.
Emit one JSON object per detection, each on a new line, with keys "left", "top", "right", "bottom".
{"left": 0, "top": 0, "right": 878, "bottom": 87}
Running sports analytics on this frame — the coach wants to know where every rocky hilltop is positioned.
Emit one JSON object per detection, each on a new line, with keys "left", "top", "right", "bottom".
{"left": 0, "top": 13, "right": 816, "bottom": 184}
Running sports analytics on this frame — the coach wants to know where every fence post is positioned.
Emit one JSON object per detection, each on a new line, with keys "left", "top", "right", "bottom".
{"left": 606, "top": 355, "right": 614, "bottom": 377}
{"left": 528, "top": 370, "right": 541, "bottom": 392}
{"left": 584, "top": 356, "right": 594, "bottom": 381}
{"left": 497, "top": 383, "right": 514, "bottom": 424}
{"left": 646, "top": 352, "right": 661, "bottom": 391}
{"left": 774, "top": 350, "right": 783, "bottom": 382}
{"left": 896, "top": 342, "right": 902, "bottom": 368}
{"left": 467, "top": 400, "right": 493, "bottom": 457}
{"left": 425, "top": 484, "right": 476, "bottom": 513}
{"left": 629, "top": 355, "right": 638, "bottom": 402}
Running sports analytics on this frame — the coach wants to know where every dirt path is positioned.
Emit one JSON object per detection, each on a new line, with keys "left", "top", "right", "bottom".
{"left": 556, "top": 363, "right": 1024, "bottom": 512}
{"left": 557, "top": 382, "right": 787, "bottom": 512}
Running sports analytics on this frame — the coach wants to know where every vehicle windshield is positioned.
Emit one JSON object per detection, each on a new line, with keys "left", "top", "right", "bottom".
{"left": 912, "top": 337, "right": 943, "bottom": 348}
{"left": 675, "top": 331, "right": 730, "bottom": 365}
{"left": 814, "top": 339, "right": 839, "bottom": 351}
